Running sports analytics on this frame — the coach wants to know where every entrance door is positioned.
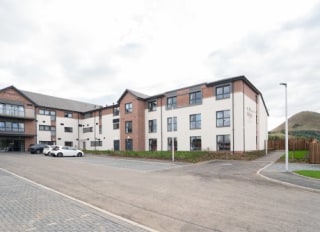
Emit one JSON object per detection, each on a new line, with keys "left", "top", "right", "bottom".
{"left": 113, "top": 140, "right": 120, "bottom": 151}
{"left": 125, "top": 139, "right": 133, "bottom": 151}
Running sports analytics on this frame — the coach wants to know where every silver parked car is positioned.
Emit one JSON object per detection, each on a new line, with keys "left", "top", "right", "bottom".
{"left": 51, "top": 146, "right": 84, "bottom": 157}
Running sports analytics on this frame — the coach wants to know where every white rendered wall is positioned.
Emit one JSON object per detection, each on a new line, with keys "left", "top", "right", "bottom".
{"left": 145, "top": 107, "right": 163, "bottom": 151}
{"left": 101, "top": 114, "right": 120, "bottom": 150}
{"left": 55, "top": 116, "right": 79, "bottom": 147}
{"left": 36, "top": 114, "right": 52, "bottom": 143}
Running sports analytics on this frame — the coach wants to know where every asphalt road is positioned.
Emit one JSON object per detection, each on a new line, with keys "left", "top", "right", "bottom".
{"left": 0, "top": 152, "right": 319, "bottom": 232}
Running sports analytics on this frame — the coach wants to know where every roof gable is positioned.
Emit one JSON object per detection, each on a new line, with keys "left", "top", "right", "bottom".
{"left": 0, "top": 85, "right": 36, "bottom": 105}
{"left": 117, "top": 89, "right": 149, "bottom": 103}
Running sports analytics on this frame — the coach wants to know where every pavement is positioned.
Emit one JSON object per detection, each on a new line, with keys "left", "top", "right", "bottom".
{"left": 258, "top": 150, "right": 320, "bottom": 192}
{"left": 0, "top": 168, "right": 155, "bottom": 232}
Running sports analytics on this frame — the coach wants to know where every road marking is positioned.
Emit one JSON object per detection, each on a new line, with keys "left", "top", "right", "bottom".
{"left": 0, "top": 168, "right": 158, "bottom": 232}
{"left": 65, "top": 218, "right": 74, "bottom": 221}
{"left": 47, "top": 222, "right": 57, "bottom": 226}
{"left": 25, "top": 228, "right": 36, "bottom": 231}
{"left": 80, "top": 214, "right": 91, "bottom": 218}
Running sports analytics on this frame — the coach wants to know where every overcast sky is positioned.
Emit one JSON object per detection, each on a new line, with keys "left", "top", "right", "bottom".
{"left": 1, "top": 0, "right": 319, "bottom": 130}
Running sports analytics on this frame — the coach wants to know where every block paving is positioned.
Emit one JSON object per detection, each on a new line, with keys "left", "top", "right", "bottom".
{"left": 0, "top": 170, "right": 151, "bottom": 232}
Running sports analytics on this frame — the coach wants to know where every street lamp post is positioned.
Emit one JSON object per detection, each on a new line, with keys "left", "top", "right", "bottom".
{"left": 280, "top": 83, "right": 289, "bottom": 172}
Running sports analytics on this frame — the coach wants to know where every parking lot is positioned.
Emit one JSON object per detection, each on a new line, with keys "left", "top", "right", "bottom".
{"left": 1, "top": 152, "right": 320, "bottom": 232}
{"left": 74, "top": 155, "right": 189, "bottom": 172}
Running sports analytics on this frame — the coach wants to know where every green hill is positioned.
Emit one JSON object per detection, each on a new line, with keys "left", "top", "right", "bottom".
{"left": 270, "top": 111, "right": 320, "bottom": 140}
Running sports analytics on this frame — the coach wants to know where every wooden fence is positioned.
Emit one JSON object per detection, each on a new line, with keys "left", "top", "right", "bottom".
{"left": 309, "top": 142, "right": 320, "bottom": 164}
{"left": 268, "top": 138, "right": 311, "bottom": 151}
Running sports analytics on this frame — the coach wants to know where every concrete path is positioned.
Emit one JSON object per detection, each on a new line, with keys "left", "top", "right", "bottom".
{"left": 258, "top": 151, "right": 320, "bottom": 191}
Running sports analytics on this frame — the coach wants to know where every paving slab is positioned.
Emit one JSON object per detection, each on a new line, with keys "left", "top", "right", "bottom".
{"left": 0, "top": 169, "right": 154, "bottom": 232}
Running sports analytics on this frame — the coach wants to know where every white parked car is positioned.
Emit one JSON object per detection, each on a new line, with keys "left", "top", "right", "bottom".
{"left": 51, "top": 146, "right": 84, "bottom": 157}
{"left": 43, "top": 145, "right": 55, "bottom": 156}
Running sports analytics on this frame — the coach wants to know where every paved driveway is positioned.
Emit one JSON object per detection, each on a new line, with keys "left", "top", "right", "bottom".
{"left": 76, "top": 155, "right": 188, "bottom": 172}
{"left": 0, "top": 169, "right": 152, "bottom": 232}
{"left": 1, "top": 152, "right": 320, "bottom": 232}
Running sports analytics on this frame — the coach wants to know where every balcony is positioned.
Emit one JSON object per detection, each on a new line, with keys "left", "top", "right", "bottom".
{"left": 0, "top": 108, "right": 35, "bottom": 120}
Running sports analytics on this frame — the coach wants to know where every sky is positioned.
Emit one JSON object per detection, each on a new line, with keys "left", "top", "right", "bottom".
{"left": 1, "top": 0, "right": 320, "bottom": 130}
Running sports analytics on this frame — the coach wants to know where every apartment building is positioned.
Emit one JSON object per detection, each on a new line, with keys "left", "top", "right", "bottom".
{"left": 0, "top": 76, "right": 268, "bottom": 153}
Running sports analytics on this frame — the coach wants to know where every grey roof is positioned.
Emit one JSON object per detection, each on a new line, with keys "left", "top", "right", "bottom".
{"left": 117, "top": 89, "right": 150, "bottom": 103}
{"left": 127, "top": 89, "right": 150, "bottom": 99}
{"left": 21, "top": 90, "right": 100, "bottom": 113}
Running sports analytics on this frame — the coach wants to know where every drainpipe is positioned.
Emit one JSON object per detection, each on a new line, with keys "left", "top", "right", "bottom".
{"left": 232, "top": 83, "right": 235, "bottom": 154}
{"left": 243, "top": 82, "right": 245, "bottom": 153}
{"left": 160, "top": 97, "right": 163, "bottom": 151}
{"left": 77, "top": 113, "right": 80, "bottom": 149}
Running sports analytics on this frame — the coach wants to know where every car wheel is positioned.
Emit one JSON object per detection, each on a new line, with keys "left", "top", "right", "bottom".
{"left": 36, "top": 150, "right": 41, "bottom": 154}
{"left": 58, "top": 152, "right": 63, "bottom": 157}
{"left": 77, "top": 152, "right": 82, "bottom": 157}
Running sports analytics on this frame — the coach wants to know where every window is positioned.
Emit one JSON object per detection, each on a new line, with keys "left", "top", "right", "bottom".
{"left": 0, "top": 104, "right": 4, "bottom": 115}
{"left": 189, "top": 91, "right": 202, "bottom": 105}
{"left": 113, "top": 106, "right": 119, "bottom": 116}
{"left": 167, "top": 96, "right": 177, "bottom": 109}
{"left": 83, "top": 127, "right": 93, "bottom": 133}
{"left": 91, "top": 140, "right": 102, "bottom": 147}
{"left": 18, "top": 106, "right": 24, "bottom": 117}
{"left": 0, "top": 121, "right": 25, "bottom": 132}
{"left": 149, "top": 139, "right": 157, "bottom": 151}
{"left": 64, "top": 112, "right": 73, "bottom": 118}
{"left": 168, "top": 137, "right": 177, "bottom": 151}
{"left": 216, "top": 85, "right": 231, "bottom": 100}
{"left": 113, "top": 140, "right": 120, "bottom": 151}
{"left": 217, "top": 135, "right": 230, "bottom": 151}
{"left": 50, "top": 111, "right": 56, "bottom": 121}
{"left": 216, "top": 110, "right": 230, "bottom": 127}
{"left": 64, "top": 127, "right": 73, "bottom": 133}
{"left": 167, "top": 117, "right": 177, "bottom": 131}
{"left": 190, "top": 136, "right": 201, "bottom": 151}
{"left": 84, "top": 112, "right": 92, "bottom": 119}
{"left": 190, "top": 114, "right": 201, "bottom": 129}
{"left": 50, "top": 126, "right": 56, "bottom": 135}
{"left": 125, "top": 121, "right": 132, "bottom": 133}
{"left": 65, "top": 141, "right": 73, "bottom": 147}
{"left": 125, "top": 103, "right": 132, "bottom": 113}
{"left": 113, "top": 119, "right": 119, "bottom": 129}
{"left": 39, "top": 109, "right": 54, "bottom": 115}
{"left": 0, "top": 103, "right": 25, "bottom": 117}
{"left": 18, "top": 123, "right": 24, "bottom": 132}
{"left": 148, "top": 100, "right": 157, "bottom": 111}
{"left": 148, "top": 119, "right": 157, "bottom": 133}
{"left": 12, "top": 122, "right": 18, "bottom": 132}
{"left": 39, "top": 125, "right": 55, "bottom": 132}
{"left": 125, "top": 139, "right": 133, "bottom": 151}
{"left": 0, "top": 121, "right": 5, "bottom": 131}
{"left": 5, "top": 122, "right": 11, "bottom": 131}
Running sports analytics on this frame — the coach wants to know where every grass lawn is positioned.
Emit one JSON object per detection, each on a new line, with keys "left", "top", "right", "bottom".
{"left": 294, "top": 170, "right": 320, "bottom": 179}
{"left": 85, "top": 150, "right": 266, "bottom": 163}
{"left": 279, "top": 150, "right": 308, "bottom": 162}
